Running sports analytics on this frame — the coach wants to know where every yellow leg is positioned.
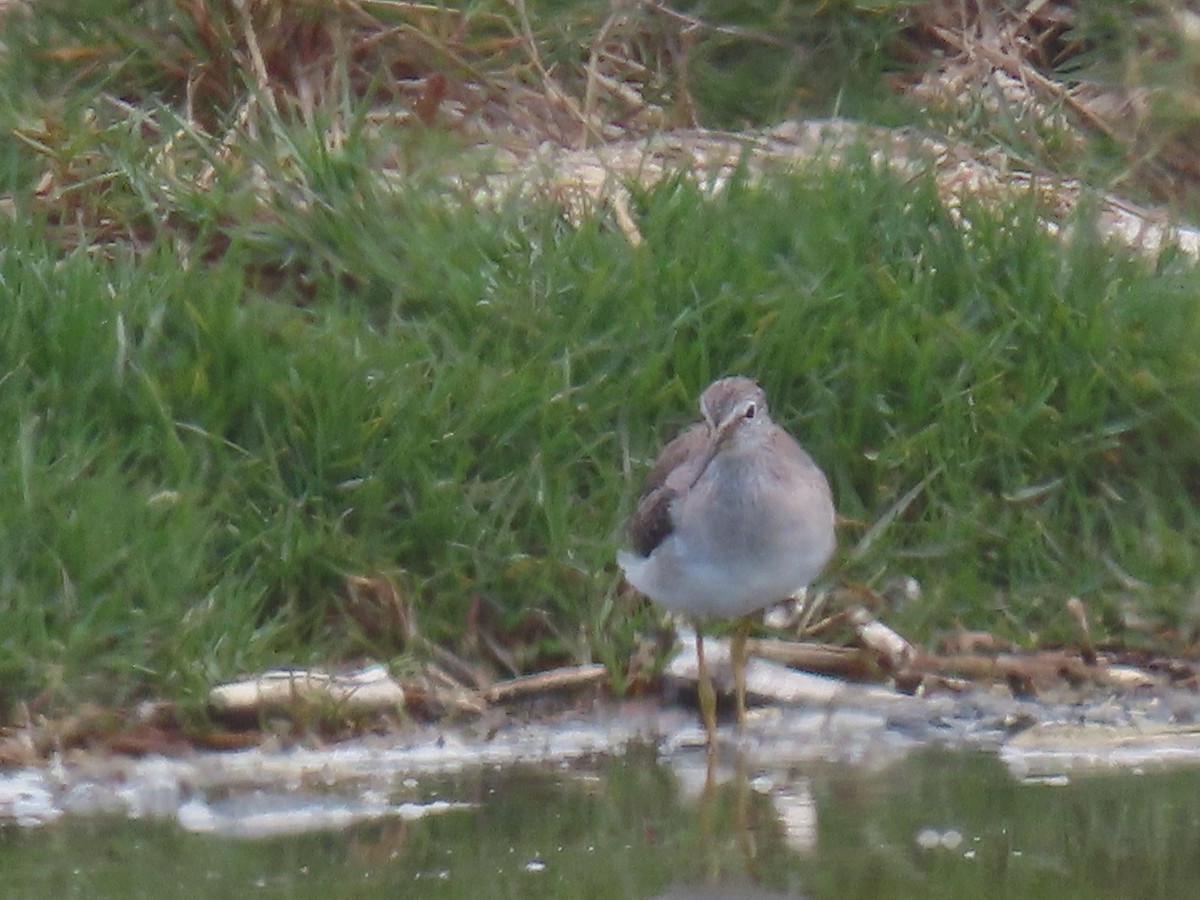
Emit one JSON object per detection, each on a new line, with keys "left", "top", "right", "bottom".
{"left": 695, "top": 629, "right": 717, "bottom": 752}
{"left": 731, "top": 617, "right": 752, "bottom": 731}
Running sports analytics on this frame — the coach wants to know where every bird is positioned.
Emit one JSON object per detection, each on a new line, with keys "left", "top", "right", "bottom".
{"left": 618, "top": 376, "right": 836, "bottom": 748}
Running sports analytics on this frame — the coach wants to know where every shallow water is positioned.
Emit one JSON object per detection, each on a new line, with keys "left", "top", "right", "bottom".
{"left": 5, "top": 744, "right": 1200, "bottom": 899}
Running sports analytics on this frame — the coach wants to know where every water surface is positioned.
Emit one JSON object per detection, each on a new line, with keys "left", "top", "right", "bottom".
{"left": 4, "top": 745, "right": 1199, "bottom": 899}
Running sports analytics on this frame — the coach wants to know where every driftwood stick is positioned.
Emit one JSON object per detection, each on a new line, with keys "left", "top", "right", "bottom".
{"left": 484, "top": 664, "right": 609, "bottom": 702}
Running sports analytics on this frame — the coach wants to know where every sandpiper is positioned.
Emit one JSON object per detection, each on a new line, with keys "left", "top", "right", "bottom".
{"left": 618, "top": 376, "right": 836, "bottom": 746}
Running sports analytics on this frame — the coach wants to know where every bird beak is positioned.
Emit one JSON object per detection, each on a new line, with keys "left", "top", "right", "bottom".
{"left": 714, "top": 416, "right": 740, "bottom": 448}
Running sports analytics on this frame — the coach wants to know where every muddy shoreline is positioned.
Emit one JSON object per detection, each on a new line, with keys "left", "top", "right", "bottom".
{"left": 7, "top": 664, "right": 1200, "bottom": 832}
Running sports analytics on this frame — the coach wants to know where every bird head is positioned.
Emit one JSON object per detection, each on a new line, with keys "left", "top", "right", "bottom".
{"left": 700, "top": 377, "right": 771, "bottom": 447}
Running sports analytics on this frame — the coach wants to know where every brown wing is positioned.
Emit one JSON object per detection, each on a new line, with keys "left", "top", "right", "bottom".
{"left": 627, "top": 422, "right": 713, "bottom": 557}
{"left": 640, "top": 422, "right": 707, "bottom": 494}
{"left": 628, "top": 487, "right": 675, "bottom": 557}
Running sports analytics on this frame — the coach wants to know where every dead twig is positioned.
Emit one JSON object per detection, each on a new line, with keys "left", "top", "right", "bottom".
{"left": 646, "top": 1, "right": 810, "bottom": 53}
{"left": 484, "top": 663, "right": 609, "bottom": 702}
{"left": 746, "top": 637, "right": 880, "bottom": 681}
{"left": 1066, "top": 596, "right": 1097, "bottom": 666}
{"left": 930, "top": 23, "right": 1120, "bottom": 144}
{"left": 852, "top": 608, "right": 917, "bottom": 670}
{"left": 903, "top": 651, "right": 1160, "bottom": 694}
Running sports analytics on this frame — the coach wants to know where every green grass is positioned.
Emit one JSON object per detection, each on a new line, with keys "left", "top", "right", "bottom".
{"left": 2, "top": 1, "right": 1200, "bottom": 721}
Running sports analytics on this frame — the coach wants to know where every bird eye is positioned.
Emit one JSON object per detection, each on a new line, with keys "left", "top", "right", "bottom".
{"left": 744, "top": 402, "right": 757, "bottom": 419}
